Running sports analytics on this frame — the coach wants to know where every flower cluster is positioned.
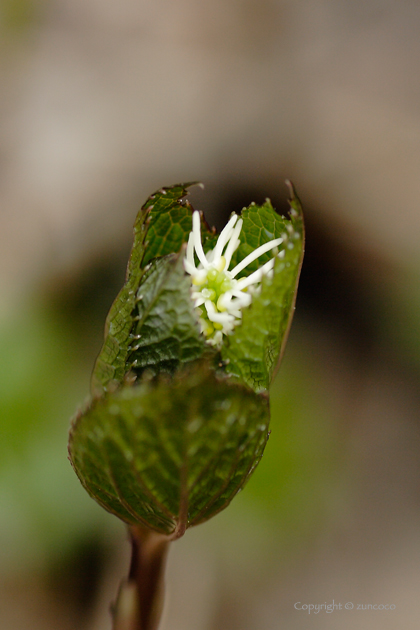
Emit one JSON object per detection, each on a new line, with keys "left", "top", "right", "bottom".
{"left": 184, "top": 211, "right": 284, "bottom": 347}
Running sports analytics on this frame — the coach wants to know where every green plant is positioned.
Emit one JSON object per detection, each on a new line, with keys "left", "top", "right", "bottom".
{"left": 68, "top": 181, "right": 304, "bottom": 630}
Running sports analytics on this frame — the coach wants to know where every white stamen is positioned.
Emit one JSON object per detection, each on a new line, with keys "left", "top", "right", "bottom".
{"left": 217, "top": 291, "right": 233, "bottom": 311}
{"left": 236, "top": 257, "right": 276, "bottom": 289}
{"left": 204, "top": 300, "right": 232, "bottom": 325}
{"left": 192, "top": 212, "right": 210, "bottom": 268}
{"left": 206, "top": 249, "right": 215, "bottom": 263}
{"left": 184, "top": 259, "right": 198, "bottom": 276}
{"left": 223, "top": 218, "right": 243, "bottom": 268}
{"left": 204, "top": 299, "right": 215, "bottom": 316}
{"left": 211, "top": 331, "right": 223, "bottom": 346}
{"left": 212, "top": 214, "right": 238, "bottom": 261}
{"left": 231, "top": 292, "right": 252, "bottom": 307}
{"left": 190, "top": 269, "right": 208, "bottom": 285}
{"left": 184, "top": 210, "right": 284, "bottom": 347}
{"left": 230, "top": 237, "right": 283, "bottom": 277}
{"left": 187, "top": 233, "right": 195, "bottom": 267}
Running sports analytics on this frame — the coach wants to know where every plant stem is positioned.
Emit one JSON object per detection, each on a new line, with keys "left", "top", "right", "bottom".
{"left": 112, "top": 526, "right": 170, "bottom": 630}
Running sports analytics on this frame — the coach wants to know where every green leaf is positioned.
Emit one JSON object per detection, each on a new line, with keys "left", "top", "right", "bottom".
{"left": 69, "top": 366, "right": 269, "bottom": 537}
{"left": 222, "top": 183, "right": 305, "bottom": 392}
{"left": 91, "top": 183, "right": 215, "bottom": 395}
{"left": 142, "top": 183, "right": 216, "bottom": 267}
{"left": 228, "top": 198, "right": 288, "bottom": 276}
{"left": 127, "top": 251, "right": 212, "bottom": 379}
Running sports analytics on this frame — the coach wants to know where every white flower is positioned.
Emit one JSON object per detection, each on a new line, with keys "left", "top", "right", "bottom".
{"left": 184, "top": 211, "right": 284, "bottom": 347}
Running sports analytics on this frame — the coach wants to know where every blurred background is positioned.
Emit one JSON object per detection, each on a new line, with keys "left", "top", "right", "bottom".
{"left": 1, "top": 0, "right": 420, "bottom": 628}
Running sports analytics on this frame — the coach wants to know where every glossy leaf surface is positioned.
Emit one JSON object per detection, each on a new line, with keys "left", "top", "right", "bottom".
{"left": 69, "top": 367, "right": 269, "bottom": 537}
{"left": 70, "top": 181, "right": 304, "bottom": 535}
{"left": 127, "top": 252, "right": 209, "bottom": 379}
{"left": 222, "top": 184, "right": 304, "bottom": 392}
{"left": 91, "top": 183, "right": 215, "bottom": 395}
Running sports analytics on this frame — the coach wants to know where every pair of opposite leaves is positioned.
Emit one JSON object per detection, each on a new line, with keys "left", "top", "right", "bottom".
{"left": 68, "top": 182, "right": 304, "bottom": 538}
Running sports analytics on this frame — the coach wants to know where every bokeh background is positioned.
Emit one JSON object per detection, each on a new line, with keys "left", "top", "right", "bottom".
{"left": 1, "top": 1, "right": 420, "bottom": 628}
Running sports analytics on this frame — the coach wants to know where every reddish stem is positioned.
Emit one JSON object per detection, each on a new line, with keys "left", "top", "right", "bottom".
{"left": 112, "top": 526, "right": 169, "bottom": 630}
